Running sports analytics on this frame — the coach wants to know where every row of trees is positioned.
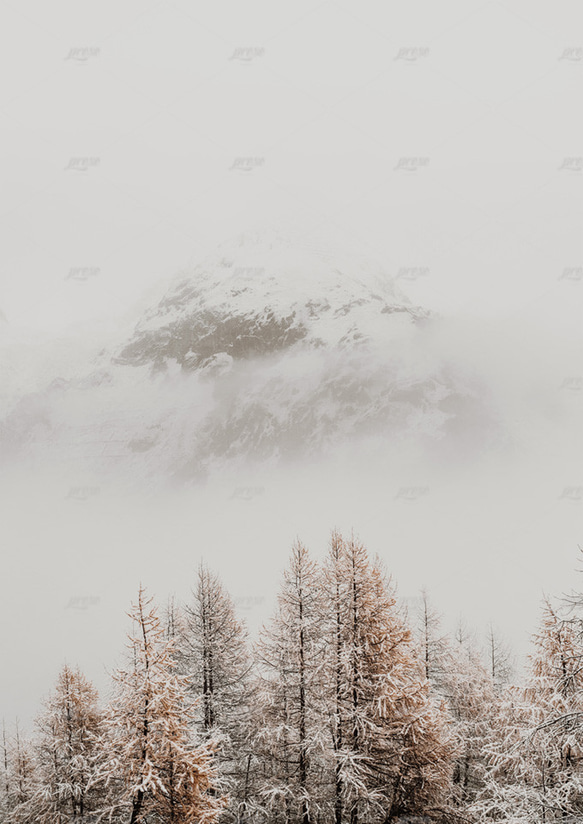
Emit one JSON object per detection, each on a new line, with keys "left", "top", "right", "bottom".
{"left": 1, "top": 591, "right": 221, "bottom": 824}
{"left": 2, "top": 531, "right": 583, "bottom": 824}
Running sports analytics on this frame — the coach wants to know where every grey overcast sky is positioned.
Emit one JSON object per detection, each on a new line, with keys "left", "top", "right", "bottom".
{"left": 1, "top": 0, "right": 581, "bottom": 334}
{"left": 0, "top": 0, "right": 582, "bottom": 725}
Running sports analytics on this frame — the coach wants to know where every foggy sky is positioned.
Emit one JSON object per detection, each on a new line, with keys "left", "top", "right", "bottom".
{"left": 0, "top": 0, "right": 582, "bottom": 726}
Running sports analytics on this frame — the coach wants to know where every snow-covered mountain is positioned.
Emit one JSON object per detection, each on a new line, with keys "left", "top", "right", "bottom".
{"left": 0, "top": 234, "right": 493, "bottom": 484}
{"left": 115, "top": 234, "right": 430, "bottom": 368}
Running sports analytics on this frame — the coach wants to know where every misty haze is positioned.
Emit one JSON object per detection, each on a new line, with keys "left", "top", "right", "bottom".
{"left": 0, "top": 2, "right": 582, "bottom": 823}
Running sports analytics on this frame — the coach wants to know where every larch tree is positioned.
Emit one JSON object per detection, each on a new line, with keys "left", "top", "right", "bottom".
{"left": 474, "top": 599, "right": 583, "bottom": 822}
{"left": 409, "top": 592, "right": 493, "bottom": 809}
{"left": 444, "top": 637, "right": 496, "bottom": 811}
{"left": 486, "top": 625, "right": 514, "bottom": 690}
{"left": 0, "top": 720, "right": 8, "bottom": 822}
{"left": 323, "top": 528, "right": 349, "bottom": 824}
{"left": 253, "top": 540, "right": 329, "bottom": 824}
{"left": 164, "top": 594, "right": 185, "bottom": 642}
{"left": 2, "top": 721, "right": 36, "bottom": 824}
{"left": 322, "top": 532, "right": 456, "bottom": 824}
{"left": 101, "top": 586, "right": 224, "bottom": 824}
{"left": 24, "top": 664, "right": 103, "bottom": 824}
{"left": 412, "top": 590, "right": 453, "bottom": 695}
{"left": 178, "top": 563, "right": 256, "bottom": 822}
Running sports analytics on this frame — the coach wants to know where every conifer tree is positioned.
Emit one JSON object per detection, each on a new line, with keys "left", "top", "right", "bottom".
{"left": 446, "top": 638, "right": 495, "bottom": 810}
{"left": 324, "top": 529, "right": 349, "bottom": 824}
{"left": 24, "top": 664, "right": 103, "bottom": 823}
{"left": 101, "top": 586, "right": 224, "bottom": 824}
{"left": 2, "top": 721, "right": 36, "bottom": 824}
{"left": 474, "top": 599, "right": 583, "bottom": 822}
{"left": 0, "top": 720, "right": 9, "bottom": 823}
{"left": 410, "top": 593, "right": 497, "bottom": 812}
{"left": 253, "top": 541, "right": 329, "bottom": 824}
{"left": 486, "top": 625, "right": 514, "bottom": 690}
{"left": 413, "top": 590, "right": 452, "bottom": 695}
{"left": 323, "top": 532, "right": 455, "bottom": 824}
{"left": 179, "top": 563, "right": 256, "bottom": 822}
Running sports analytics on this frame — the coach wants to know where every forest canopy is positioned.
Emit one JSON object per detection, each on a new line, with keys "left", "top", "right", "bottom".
{"left": 2, "top": 531, "right": 582, "bottom": 824}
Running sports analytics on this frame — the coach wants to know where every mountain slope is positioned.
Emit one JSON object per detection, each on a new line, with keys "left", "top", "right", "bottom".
{"left": 0, "top": 234, "right": 493, "bottom": 483}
